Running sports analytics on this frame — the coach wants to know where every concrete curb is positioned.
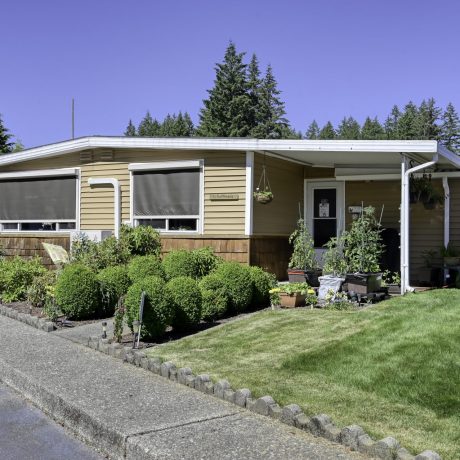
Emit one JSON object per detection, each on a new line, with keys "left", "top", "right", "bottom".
{"left": 86, "top": 336, "right": 442, "bottom": 460}
{"left": 0, "top": 304, "right": 55, "bottom": 332}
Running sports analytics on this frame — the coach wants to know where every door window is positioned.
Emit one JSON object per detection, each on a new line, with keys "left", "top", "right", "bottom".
{"left": 312, "top": 188, "right": 337, "bottom": 248}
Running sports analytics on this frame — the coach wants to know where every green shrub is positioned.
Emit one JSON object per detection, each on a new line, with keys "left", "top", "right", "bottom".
{"left": 191, "top": 247, "right": 220, "bottom": 278}
{"left": 124, "top": 276, "right": 173, "bottom": 340}
{"left": 249, "top": 266, "right": 276, "bottom": 308}
{"left": 162, "top": 250, "right": 195, "bottom": 279}
{"left": 212, "top": 262, "right": 253, "bottom": 313}
{"left": 55, "top": 264, "right": 101, "bottom": 319}
{"left": 167, "top": 276, "right": 202, "bottom": 331}
{"left": 97, "top": 265, "right": 131, "bottom": 316}
{"left": 128, "top": 255, "right": 165, "bottom": 283}
{"left": 0, "top": 257, "right": 47, "bottom": 302}
{"left": 199, "top": 274, "right": 229, "bottom": 321}
{"left": 27, "top": 270, "right": 57, "bottom": 308}
{"left": 120, "top": 224, "right": 161, "bottom": 257}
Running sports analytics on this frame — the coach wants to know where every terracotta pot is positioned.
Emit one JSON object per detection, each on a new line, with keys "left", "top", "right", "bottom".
{"left": 279, "top": 292, "right": 305, "bottom": 308}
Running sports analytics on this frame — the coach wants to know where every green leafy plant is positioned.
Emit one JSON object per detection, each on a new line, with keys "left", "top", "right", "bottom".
{"left": 322, "top": 237, "right": 348, "bottom": 276}
{"left": 324, "top": 289, "right": 354, "bottom": 310}
{"left": 199, "top": 274, "right": 229, "bottom": 321}
{"left": 54, "top": 264, "right": 101, "bottom": 319}
{"left": 162, "top": 250, "right": 196, "bottom": 279}
{"left": 441, "top": 242, "right": 459, "bottom": 257}
{"left": 167, "top": 276, "right": 202, "bottom": 331}
{"left": 191, "top": 247, "right": 221, "bottom": 278}
{"left": 279, "top": 282, "right": 312, "bottom": 295}
{"left": 113, "top": 297, "right": 125, "bottom": 343}
{"left": 382, "top": 270, "right": 401, "bottom": 286}
{"left": 120, "top": 224, "right": 161, "bottom": 257}
{"left": 97, "top": 265, "right": 131, "bottom": 316}
{"left": 410, "top": 174, "right": 444, "bottom": 208}
{"left": 288, "top": 219, "right": 316, "bottom": 271}
{"left": 27, "top": 271, "right": 57, "bottom": 308}
{"left": 249, "top": 266, "right": 276, "bottom": 308}
{"left": 128, "top": 255, "right": 165, "bottom": 283}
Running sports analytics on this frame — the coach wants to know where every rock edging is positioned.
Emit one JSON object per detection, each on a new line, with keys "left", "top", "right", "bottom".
{"left": 86, "top": 336, "right": 441, "bottom": 460}
{"left": 0, "top": 304, "right": 55, "bottom": 332}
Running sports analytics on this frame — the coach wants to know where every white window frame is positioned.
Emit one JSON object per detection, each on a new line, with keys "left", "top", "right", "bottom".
{"left": 129, "top": 160, "right": 204, "bottom": 234}
{"left": 0, "top": 168, "right": 80, "bottom": 233}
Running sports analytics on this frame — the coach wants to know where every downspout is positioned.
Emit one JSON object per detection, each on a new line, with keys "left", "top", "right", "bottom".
{"left": 87, "top": 178, "right": 120, "bottom": 238}
{"left": 401, "top": 154, "right": 438, "bottom": 293}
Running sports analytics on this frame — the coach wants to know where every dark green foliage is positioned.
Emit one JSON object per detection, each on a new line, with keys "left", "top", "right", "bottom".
{"left": 137, "top": 111, "right": 162, "bottom": 136}
{"left": 167, "top": 276, "right": 202, "bottom": 331}
{"left": 396, "top": 101, "right": 419, "bottom": 139}
{"left": 125, "top": 119, "right": 137, "bottom": 136}
{"left": 124, "top": 276, "right": 174, "bottom": 339}
{"left": 416, "top": 98, "right": 441, "bottom": 140}
{"left": 120, "top": 225, "right": 161, "bottom": 257}
{"left": 97, "top": 265, "right": 131, "bottom": 316}
{"left": 113, "top": 298, "right": 125, "bottom": 343}
{"left": 360, "top": 117, "right": 385, "bottom": 140}
{"left": 212, "top": 262, "right": 253, "bottom": 313}
{"left": 27, "top": 271, "right": 57, "bottom": 308}
{"left": 319, "top": 121, "right": 336, "bottom": 139}
{"left": 249, "top": 266, "right": 276, "bottom": 308}
{"left": 199, "top": 274, "right": 229, "bottom": 321}
{"left": 440, "top": 102, "right": 460, "bottom": 153}
{"left": 0, "top": 257, "right": 47, "bottom": 302}
{"left": 161, "top": 112, "right": 195, "bottom": 137}
{"left": 55, "top": 264, "right": 100, "bottom": 319}
{"left": 305, "top": 120, "right": 320, "bottom": 139}
{"left": 162, "top": 250, "right": 195, "bottom": 279}
{"left": 337, "top": 116, "right": 361, "bottom": 140}
{"left": 0, "top": 114, "right": 14, "bottom": 154}
{"left": 128, "top": 255, "right": 165, "bottom": 283}
{"left": 384, "top": 105, "right": 401, "bottom": 139}
{"left": 191, "top": 247, "right": 220, "bottom": 278}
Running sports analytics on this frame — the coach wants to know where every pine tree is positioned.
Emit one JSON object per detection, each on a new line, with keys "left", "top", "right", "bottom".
{"left": 337, "top": 116, "right": 361, "bottom": 139}
{"left": 397, "top": 102, "right": 419, "bottom": 139}
{"left": 124, "top": 119, "right": 137, "bottom": 136}
{"left": 440, "top": 102, "right": 460, "bottom": 153}
{"left": 137, "top": 111, "right": 161, "bottom": 136}
{"left": 384, "top": 105, "right": 401, "bottom": 139}
{"left": 0, "top": 114, "right": 14, "bottom": 154}
{"left": 12, "top": 140, "right": 24, "bottom": 152}
{"left": 305, "top": 120, "right": 320, "bottom": 139}
{"left": 319, "top": 121, "right": 336, "bottom": 139}
{"left": 251, "top": 64, "right": 289, "bottom": 139}
{"left": 198, "top": 42, "right": 252, "bottom": 137}
{"left": 416, "top": 98, "right": 441, "bottom": 139}
{"left": 175, "top": 112, "right": 195, "bottom": 136}
{"left": 361, "top": 117, "right": 385, "bottom": 140}
{"left": 247, "top": 54, "right": 262, "bottom": 134}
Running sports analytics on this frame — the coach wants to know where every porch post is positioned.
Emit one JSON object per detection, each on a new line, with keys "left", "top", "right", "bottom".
{"left": 245, "top": 151, "right": 254, "bottom": 236}
{"left": 400, "top": 158, "right": 407, "bottom": 295}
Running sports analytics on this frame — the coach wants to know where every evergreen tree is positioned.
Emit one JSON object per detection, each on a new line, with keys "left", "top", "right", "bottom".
{"left": 124, "top": 119, "right": 137, "bottom": 136}
{"left": 0, "top": 114, "right": 14, "bottom": 154}
{"left": 198, "top": 42, "right": 252, "bottom": 137}
{"left": 361, "top": 117, "right": 385, "bottom": 140}
{"left": 251, "top": 64, "right": 289, "bottom": 139}
{"left": 247, "top": 54, "right": 262, "bottom": 133}
{"left": 397, "top": 101, "right": 419, "bottom": 139}
{"left": 440, "top": 102, "right": 460, "bottom": 153}
{"left": 319, "top": 121, "right": 336, "bottom": 139}
{"left": 138, "top": 111, "right": 161, "bottom": 136}
{"left": 175, "top": 112, "right": 195, "bottom": 136}
{"left": 384, "top": 105, "right": 401, "bottom": 139}
{"left": 416, "top": 98, "right": 441, "bottom": 139}
{"left": 337, "top": 116, "right": 361, "bottom": 139}
{"left": 305, "top": 120, "right": 320, "bottom": 139}
{"left": 12, "top": 140, "right": 24, "bottom": 152}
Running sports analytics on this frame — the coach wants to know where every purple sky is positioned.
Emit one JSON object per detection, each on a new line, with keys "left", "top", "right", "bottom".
{"left": 3, "top": 0, "right": 460, "bottom": 148}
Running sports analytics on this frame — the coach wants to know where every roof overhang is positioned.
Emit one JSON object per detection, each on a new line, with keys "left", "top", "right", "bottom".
{"left": 0, "top": 136, "right": 459, "bottom": 171}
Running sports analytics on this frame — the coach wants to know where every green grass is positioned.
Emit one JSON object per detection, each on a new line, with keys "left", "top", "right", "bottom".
{"left": 147, "top": 291, "right": 460, "bottom": 459}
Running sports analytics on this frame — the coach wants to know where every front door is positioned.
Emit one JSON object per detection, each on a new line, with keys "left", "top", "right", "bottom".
{"left": 305, "top": 181, "right": 345, "bottom": 265}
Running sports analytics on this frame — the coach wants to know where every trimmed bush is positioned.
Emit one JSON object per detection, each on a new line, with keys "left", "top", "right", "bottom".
{"left": 191, "top": 247, "right": 220, "bottom": 278}
{"left": 120, "top": 224, "right": 161, "bottom": 257}
{"left": 97, "top": 265, "right": 131, "bottom": 316}
{"left": 249, "top": 266, "right": 276, "bottom": 308}
{"left": 162, "top": 250, "right": 195, "bottom": 279}
{"left": 128, "top": 255, "right": 165, "bottom": 283}
{"left": 0, "top": 257, "right": 47, "bottom": 302}
{"left": 167, "top": 276, "right": 202, "bottom": 331}
{"left": 199, "top": 274, "right": 229, "bottom": 321}
{"left": 27, "top": 271, "right": 57, "bottom": 308}
{"left": 55, "top": 264, "right": 101, "bottom": 319}
{"left": 124, "top": 276, "right": 174, "bottom": 340}
{"left": 212, "top": 261, "right": 253, "bottom": 313}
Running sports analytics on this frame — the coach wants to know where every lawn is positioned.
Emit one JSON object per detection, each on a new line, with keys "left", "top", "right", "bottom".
{"left": 147, "top": 290, "right": 460, "bottom": 459}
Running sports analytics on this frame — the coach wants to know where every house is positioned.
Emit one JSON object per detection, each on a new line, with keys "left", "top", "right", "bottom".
{"left": 0, "top": 136, "right": 459, "bottom": 293}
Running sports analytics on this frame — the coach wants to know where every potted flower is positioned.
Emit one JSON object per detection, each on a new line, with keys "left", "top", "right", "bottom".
{"left": 410, "top": 174, "right": 444, "bottom": 209}
{"left": 253, "top": 187, "right": 273, "bottom": 204}
{"left": 287, "top": 218, "right": 321, "bottom": 286}
{"left": 271, "top": 282, "right": 316, "bottom": 308}
{"left": 342, "top": 206, "right": 384, "bottom": 294}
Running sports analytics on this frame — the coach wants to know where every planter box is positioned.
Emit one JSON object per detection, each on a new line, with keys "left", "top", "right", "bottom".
{"left": 346, "top": 273, "right": 382, "bottom": 295}
{"left": 279, "top": 292, "right": 305, "bottom": 308}
{"left": 287, "top": 269, "right": 321, "bottom": 286}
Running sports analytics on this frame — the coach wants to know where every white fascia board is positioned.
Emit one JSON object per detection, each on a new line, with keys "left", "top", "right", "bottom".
{"left": 128, "top": 160, "right": 201, "bottom": 171}
{"left": 0, "top": 136, "right": 444, "bottom": 167}
{"left": 437, "top": 144, "right": 460, "bottom": 168}
{"left": 0, "top": 168, "right": 79, "bottom": 179}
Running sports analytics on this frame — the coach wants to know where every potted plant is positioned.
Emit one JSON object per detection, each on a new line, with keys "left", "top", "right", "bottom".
{"left": 287, "top": 219, "right": 320, "bottom": 286}
{"left": 253, "top": 187, "right": 273, "bottom": 204}
{"left": 382, "top": 270, "right": 401, "bottom": 295}
{"left": 410, "top": 174, "right": 444, "bottom": 209}
{"left": 271, "top": 282, "right": 316, "bottom": 308}
{"left": 441, "top": 243, "right": 460, "bottom": 267}
{"left": 318, "top": 236, "right": 347, "bottom": 301}
{"left": 342, "top": 206, "right": 384, "bottom": 294}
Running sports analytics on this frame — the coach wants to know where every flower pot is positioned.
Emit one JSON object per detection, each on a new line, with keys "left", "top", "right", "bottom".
{"left": 305, "top": 269, "right": 322, "bottom": 287}
{"left": 318, "top": 275, "right": 345, "bottom": 301}
{"left": 287, "top": 269, "right": 307, "bottom": 283}
{"left": 254, "top": 194, "right": 273, "bottom": 204}
{"left": 345, "top": 273, "right": 382, "bottom": 295}
{"left": 279, "top": 292, "right": 305, "bottom": 308}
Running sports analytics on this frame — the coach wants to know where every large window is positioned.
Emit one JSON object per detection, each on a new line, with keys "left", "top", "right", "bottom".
{"left": 131, "top": 161, "right": 202, "bottom": 233}
{"left": 0, "top": 171, "right": 78, "bottom": 232}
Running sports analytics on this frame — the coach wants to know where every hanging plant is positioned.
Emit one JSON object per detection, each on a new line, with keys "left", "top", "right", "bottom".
{"left": 410, "top": 173, "right": 444, "bottom": 209}
{"left": 254, "top": 154, "right": 273, "bottom": 204}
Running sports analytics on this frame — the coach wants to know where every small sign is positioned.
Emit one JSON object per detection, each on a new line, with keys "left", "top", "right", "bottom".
{"left": 210, "top": 193, "right": 239, "bottom": 201}
{"left": 319, "top": 199, "right": 329, "bottom": 217}
{"left": 42, "top": 243, "right": 69, "bottom": 266}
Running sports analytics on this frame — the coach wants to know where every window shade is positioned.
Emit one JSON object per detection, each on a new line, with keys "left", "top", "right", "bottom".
{"left": 0, "top": 176, "right": 77, "bottom": 220}
{"left": 133, "top": 169, "right": 199, "bottom": 216}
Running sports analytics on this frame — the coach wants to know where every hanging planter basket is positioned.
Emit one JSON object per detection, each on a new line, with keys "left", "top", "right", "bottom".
{"left": 254, "top": 155, "right": 274, "bottom": 205}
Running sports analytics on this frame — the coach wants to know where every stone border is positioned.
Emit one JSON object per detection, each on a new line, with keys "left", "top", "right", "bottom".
{"left": 86, "top": 336, "right": 441, "bottom": 460}
{"left": 0, "top": 304, "right": 55, "bottom": 332}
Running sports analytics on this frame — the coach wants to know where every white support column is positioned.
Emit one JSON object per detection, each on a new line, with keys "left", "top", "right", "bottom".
{"left": 245, "top": 151, "right": 254, "bottom": 236}
{"left": 400, "top": 158, "right": 407, "bottom": 295}
{"left": 443, "top": 177, "right": 450, "bottom": 248}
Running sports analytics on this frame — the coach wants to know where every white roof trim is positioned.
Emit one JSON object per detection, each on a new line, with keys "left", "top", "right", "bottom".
{"left": 0, "top": 168, "right": 79, "bottom": 179}
{"left": 128, "top": 160, "right": 201, "bottom": 171}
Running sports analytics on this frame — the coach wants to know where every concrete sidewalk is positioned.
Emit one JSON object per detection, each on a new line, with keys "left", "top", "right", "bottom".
{"left": 0, "top": 315, "right": 363, "bottom": 460}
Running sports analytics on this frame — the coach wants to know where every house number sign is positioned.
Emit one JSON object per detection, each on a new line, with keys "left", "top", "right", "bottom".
{"left": 210, "top": 193, "right": 239, "bottom": 201}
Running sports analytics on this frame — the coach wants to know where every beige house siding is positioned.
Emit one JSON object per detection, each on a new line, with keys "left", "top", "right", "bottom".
{"left": 448, "top": 178, "right": 460, "bottom": 250}
{"left": 252, "top": 154, "right": 304, "bottom": 235}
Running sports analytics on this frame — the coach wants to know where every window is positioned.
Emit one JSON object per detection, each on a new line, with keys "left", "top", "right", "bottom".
{"left": 131, "top": 161, "right": 202, "bottom": 233}
{"left": 0, "top": 173, "right": 78, "bottom": 232}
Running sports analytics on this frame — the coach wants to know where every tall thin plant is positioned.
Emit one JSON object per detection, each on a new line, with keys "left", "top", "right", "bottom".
{"left": 288, "top": 218, "right": 316, "bottom": 271}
